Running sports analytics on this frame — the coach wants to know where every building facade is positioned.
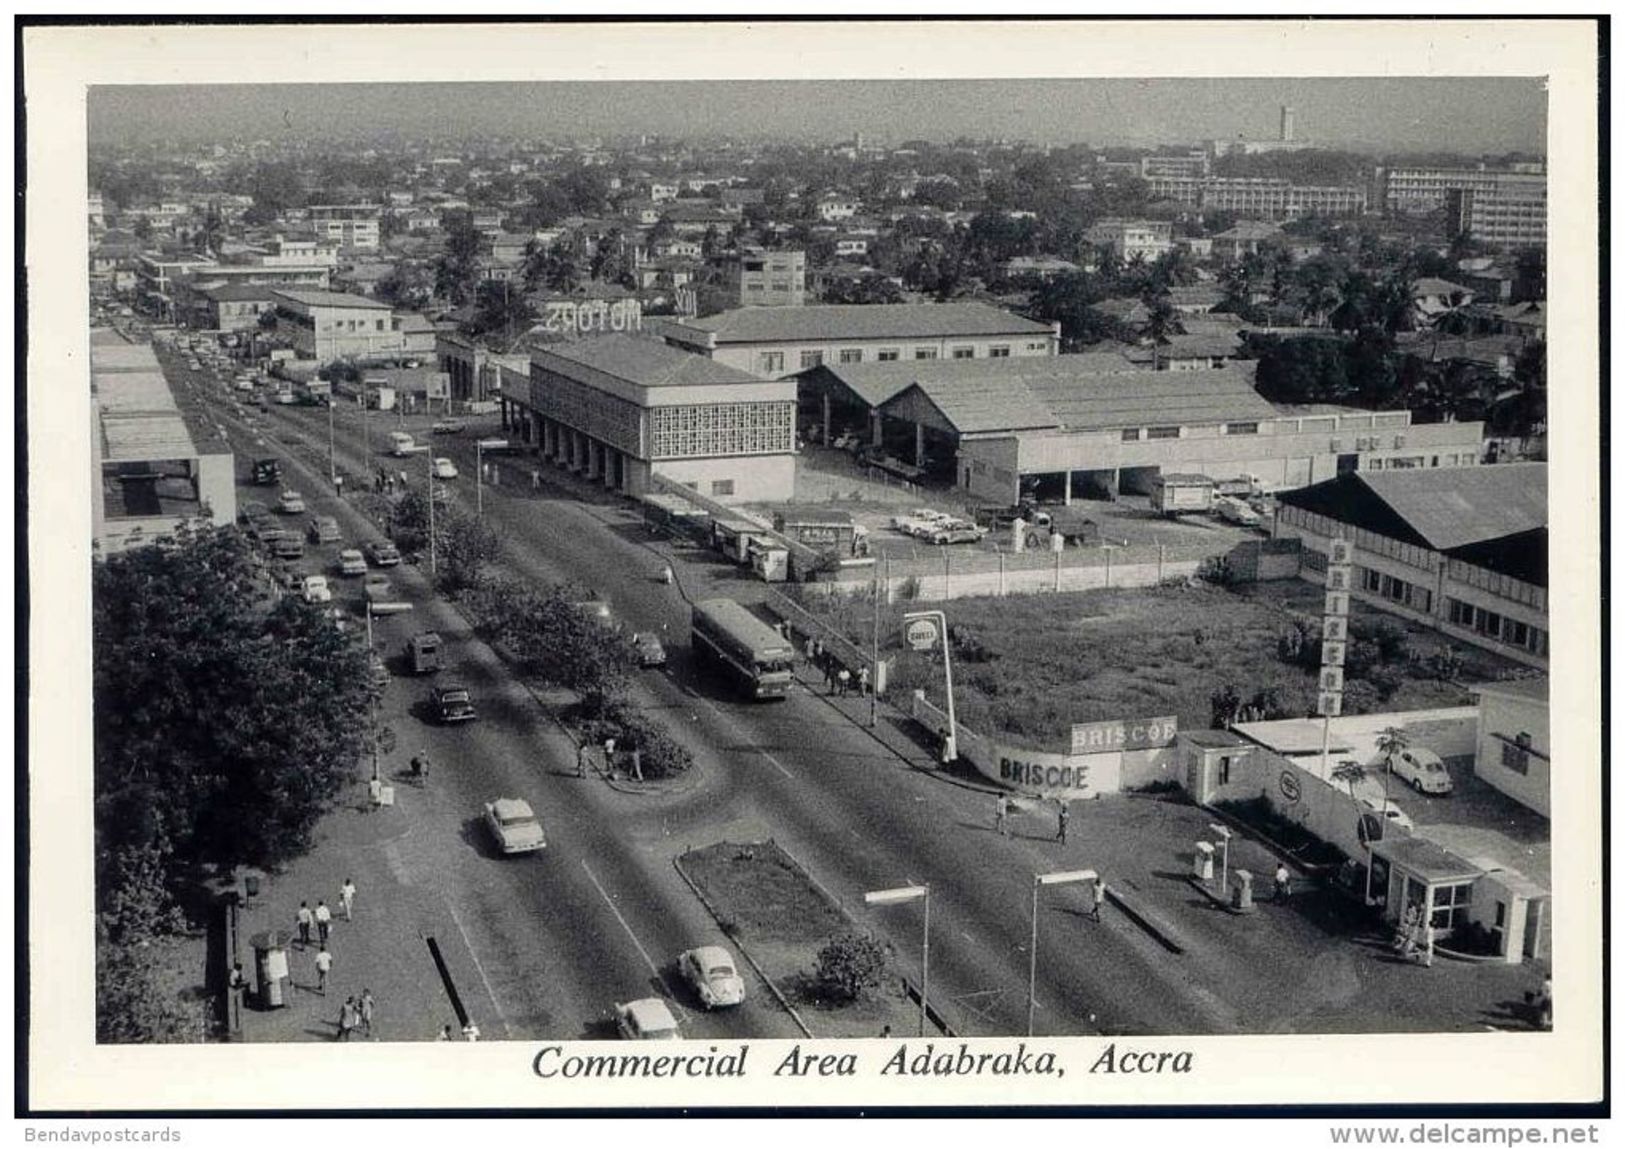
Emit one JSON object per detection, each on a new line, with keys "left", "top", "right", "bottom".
{"left": 501, "top": 335, "right": 797, "bottom": 504}
{"left": 1145, "top": 176, "right": 1367, "bottom": 219}
{"left": 306, "top": 204, "right": 382, "bottom": 251}
{"left": 1470, "top": 679, "right": 1550, "bottom": 816}
{"left": 1085, "top": 218, "right": 1174, "bottom": 262}
{"left": 270, "top": 289, "right": 405, "bottom": 363}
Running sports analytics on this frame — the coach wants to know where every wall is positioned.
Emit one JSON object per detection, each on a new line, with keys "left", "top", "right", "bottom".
{"left": 197, "top": 453, "right": 238, "bottom": 525}
{"left": 706, "top": 334, "right": 1058, "bottom": 379}
{"left": 649, "top": 454, "right": 795, "bottom": 504}
{"left": 847, "top": 545, "right": 1207, "bottom": 602}
{"left": 1473, "top": 691, "right": 1550, "bottom": 816}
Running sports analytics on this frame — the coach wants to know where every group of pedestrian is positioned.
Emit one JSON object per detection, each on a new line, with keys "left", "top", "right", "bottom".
{"left": 1391, "top": 901, "right": 1434, "bottom": 966}
{"left": 336, "top": 988, "right": 375, "bottom": 1041}
{"left": 805, "top": 637, "right": 867, "bottom": 698}
{"left": 293, "top": 879, "right": 359, "bottom": 997}
{"left": 374, "top": 469, "right": 399, "bottom": 495}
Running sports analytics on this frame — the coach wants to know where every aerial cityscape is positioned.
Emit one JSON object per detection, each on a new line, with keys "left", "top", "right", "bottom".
{"left": 83, "top": 75, "right": 1556, "bottom": 1054}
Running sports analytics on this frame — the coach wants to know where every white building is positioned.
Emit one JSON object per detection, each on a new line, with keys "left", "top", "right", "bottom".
{"left": 1470, "top": 678, "right": 1549, "bottom": 816}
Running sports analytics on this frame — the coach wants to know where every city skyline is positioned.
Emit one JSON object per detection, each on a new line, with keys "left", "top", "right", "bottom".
{"left": 88, "top": 77, "right": 1547, "bottom": 155}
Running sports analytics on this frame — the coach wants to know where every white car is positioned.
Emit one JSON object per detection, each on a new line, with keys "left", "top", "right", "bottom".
{"left": 336, "top": 549, "right": 368, "bottom": 577}
{"left": 433, "top": 457, "right": 459, "bottom": 480}
{"left": 1359, "top": 795, "right": 1415, "bottom": 832}
{"left": 277, "top": 490, "right": 306, "bottom": 514}
{"left": 1213, "top": 497, "right": 1263, "bottom": 528}
{"left": 677, "top": 946, "right": 746, "bottom": 1009}
{"left": 615, "top": 998, "right": 680, "bottom": 1041}
{"left": 301, "top": 575, "right": 332, "bottom": 605}
{"left": 1390, "top": 748, "right": 1454, "bottom": 795}
{"left": 484, "top": 798, "right": 546, "bottom": 855}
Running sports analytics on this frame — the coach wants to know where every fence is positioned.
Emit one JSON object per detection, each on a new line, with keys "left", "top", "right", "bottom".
{"left": 762, "top": 585, "right": 890, "bottom": 694}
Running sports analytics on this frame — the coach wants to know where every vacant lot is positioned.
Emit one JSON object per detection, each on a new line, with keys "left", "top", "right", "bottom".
{"left": 812, "top": 579, "right": 1519, "bottom": 749}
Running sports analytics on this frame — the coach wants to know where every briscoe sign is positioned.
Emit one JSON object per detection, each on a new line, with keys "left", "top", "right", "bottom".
{"left": 1069, "top": 717, "right": 1178, "bottom": 756}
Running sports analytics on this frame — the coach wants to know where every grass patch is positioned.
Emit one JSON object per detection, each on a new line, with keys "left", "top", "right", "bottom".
{"left": 680, "top": 841, "right": 846, "bottom": 945}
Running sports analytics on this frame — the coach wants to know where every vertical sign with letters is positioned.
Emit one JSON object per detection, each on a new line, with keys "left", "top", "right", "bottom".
{"left": 1319, "top": 538, "right": 1354, "bottom": 718}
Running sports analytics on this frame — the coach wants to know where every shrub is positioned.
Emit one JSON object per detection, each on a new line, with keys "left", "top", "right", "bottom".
{"left": 812, "top": 932, "right": 890, "bottom": 1004}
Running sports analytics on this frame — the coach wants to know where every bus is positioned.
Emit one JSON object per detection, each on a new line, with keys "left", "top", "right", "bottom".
{"left": 691, "top": 599, "right": 795, "bottom": 699}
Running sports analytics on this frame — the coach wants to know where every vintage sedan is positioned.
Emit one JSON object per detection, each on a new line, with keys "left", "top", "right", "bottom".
{"left": 277, "top": 489, "right": 307, "bottom": 515}
{"left": 366, "top": 540, "right": 402, "bottom": 567}
{"left": 615, "top": 998, "right": 680, "bottom": 1041}
{"left": 336, "top": 549, "right": 368, "bottom": 577}
{"left": 483, "top": 797, "right": 546, "bottom": 855}
{"left": 677, "top": 945, "right": 746, "bottom": 1009}
{"left": 431, "top": 684, "right": 477, "bottom": 724}
{"left": 631, "top": 632, "right": 668, "bottom": 668}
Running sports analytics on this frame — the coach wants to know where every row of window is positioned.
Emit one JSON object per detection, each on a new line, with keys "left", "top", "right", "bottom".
{"left": 1447, "top": 557, "right": 1545, "bottom": 610}
{"left": 1446, "top": 598, "right": 1548, "bottom": 656}
{"left": 1360, "top": 567, "right": 1433, "bottom": 613}
{"left": 1118, "top": 421, "right": 1258, "bottom": 443}
{"left": 649, "top": 401, "right": 795, "bottom": 460}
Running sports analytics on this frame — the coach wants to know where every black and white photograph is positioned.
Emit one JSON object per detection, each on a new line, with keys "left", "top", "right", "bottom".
{"left": 18, "top": 16, "right": 1605, "bottom": 1122}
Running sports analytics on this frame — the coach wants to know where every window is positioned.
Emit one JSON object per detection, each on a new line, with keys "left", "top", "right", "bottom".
{"left": 757, "top": 351, "right": 785, "bottom": 375}
{"left": 877, "top": 349, "right": 900, "bottom": 362}
{"left": 1121, "top": 428, "right": 1142, "bottom": 442}
{"left": 710, "top": 480, "right": 735, "bottom": 496}
{"left": 800, "top": 351, "right": 824, "bottom": 370}
{"left": 951, "top": 346, "right": 975, "bottom": 360}
{"left": 838, "top": 348, "right": 863, "bottom": 365}
{"left": 989, "top": 345, "right": 1011, "bottom": 358}
{"left": 1218, "top": 755, "right": 1232, "bottom": 785}
{"left": 1225, "top": 422, "right": 1259, "bottom": 435}
{"left": 1499, "top": 735, "right": 1532, "bottom": 776}
{"left": 1147, "top": 426, "right": 1181, "bottom": 440}
{"left": 376, "top": 319, "right": 386, "bottom": 332}
{"left": 1430, "top": 882, "right": 1472, "bottom": 931}
{"left": 915, "top": 348, "right": 939, "bottom": 360}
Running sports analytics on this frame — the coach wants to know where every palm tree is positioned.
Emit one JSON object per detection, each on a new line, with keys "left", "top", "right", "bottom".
{"left": 1428, "top": 291, "right": 1476, "bottom": 360}
{"left": 1374, "top": 726, "right": 1409, "bottom": 810}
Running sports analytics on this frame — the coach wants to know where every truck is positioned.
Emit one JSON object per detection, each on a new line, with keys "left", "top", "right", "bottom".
{"left": 1149, "top": 473, "right": 1216, "bottom": 517}
{"left": 691, "top": 599, "right": 795, "bottom": 700}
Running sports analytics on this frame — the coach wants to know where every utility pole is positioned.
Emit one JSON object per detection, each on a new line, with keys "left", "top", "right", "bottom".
{"left": 870, "top": 560, "right": 881, "bottom": 728}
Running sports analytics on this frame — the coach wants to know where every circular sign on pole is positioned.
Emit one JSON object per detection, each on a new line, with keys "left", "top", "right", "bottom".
{"left": 1279, "top": 770, "right": 1301, "bottom": 803}
{"left": 905, "top": 618, "right": 939, "bottom": 652}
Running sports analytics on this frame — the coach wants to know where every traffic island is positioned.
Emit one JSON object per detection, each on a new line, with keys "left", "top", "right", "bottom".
{"left": 676, "top": 840, "right": 929, "bottom": 1039}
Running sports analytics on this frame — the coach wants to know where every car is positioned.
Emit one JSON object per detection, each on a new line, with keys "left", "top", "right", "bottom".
{"left": 483, "top": 797, "right": 546, "bottom": 855}
{"left": 239, "top": 500, "right": 272, "bottom": 526}
{"left": 1358, "top": 795, "right": 1416, "bottom": 832}
{"left": 1390, "top": 747, "right": 1454, "bottom": 795}
{"left": 366, "top": 650, "right": 390, "bottom": 691}
{"left": 431, "top": 684, "right": 477, "bottom": 724}
{"left": 929, "top": 522, "right": 988, "bottom": 545}
{"left": 677, "top": 945, "right": 746, "bottom": 1009}
{"left": 307, "top": 516, "right": 342, "bottom": 545}
{"left": 301, "top": 575, "right": 332, "bottom": 605}
{"left": 270, "top": 534, "right": 305, "bottom": 561}
{"left": 235, "top": 378, "right": 255, "bottom": 393}
{"left": 363, "top": 573, "right": 406, "bottom": 609}
{"left": 615, "top": 998, "right": 679, "bottom": 1041}
{"left": 631, "top": 632, "right": 667, "bottom": 668}
{"left": 432, "top": 457, "right": 459, "bottom": 480}
{"left": 336, "top": 549, "right": 368, "bottom": 577}
{"left": 366, "top": 540, "right": 402, "bottom": 567}
{"left": 431, "top": 420, "right": 464, "bottom": 435}
{"left": 278, "top": 490, "right": 306, "bottom": 514}
{"left": 1213, "top": 497, "right": 1264, "bottom": 528}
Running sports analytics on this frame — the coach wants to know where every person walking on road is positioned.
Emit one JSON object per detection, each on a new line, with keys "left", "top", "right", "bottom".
{"left": 994, "top": 794, "right": 1008, "bottom": 837}
{"left": 576, "top": 743, "right": 588, "bottom": 778}
{"left": 1056, "top": 802, "right": 1070, "bottom": 844}
{"left": 837, "top": 667, "right": 851, "bottom": 696}
{"left": 296, "top": 902, "right": 313, "bottom": 948}
{"left": 1274, "top": 863, "right": 1292, "bottom": 903}
{"left": 1091, "top": 877, "right": 1107, "bottom": 922}
{"left": 857, "top": 665, "right": 870, "bottom": 695}
{"left": 359, "top": 988, "right": 375, "bottom": 1038}
{"left": 315, "top": 900, "right": 332, "bottom": 944}
{"left": 339, "top": 879, "right": 356, "bottom": 922}
{"left": 314, "top": 945, "right": 333, "bottom": 995}
{"left": 437, "top": 1025, "right": 454, "bottom": 1041}
{"left": 337, "top": 997, "right": 358, "bottom": 1041}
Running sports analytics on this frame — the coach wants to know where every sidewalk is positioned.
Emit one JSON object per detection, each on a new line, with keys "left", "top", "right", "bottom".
{"left": 234, "top": 788, "right": 491, "bottom": 1043}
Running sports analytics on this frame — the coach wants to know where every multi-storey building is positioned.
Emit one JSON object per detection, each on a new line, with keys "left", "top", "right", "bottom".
{"left": 269, "top": 288, "right": 405, "bottom": 363}
{"left": 1085, "top": 218, "right": 1174, "bottom": 262}
{"left": 661, "top": 302, "right": 1060, "bottom": 380}
{"left": 735, "top": 248, "right": 807, "bottom": 307}
{"left": 498, "top": 334, "right": 797, "bottom": 503}
{"left": 306, "top": 204, "right": 381, "bottom": 251}
{"left": 1139, "top": 151, "right": 1211, "bottom": 181}
{"left": 1382, "top": 166, "right": 1546, "bottom": 216}
{"left": 1144, "top": 175, "right": 1367, "bottom": 219}
{"left": 1446, "top": 183, "right": 1548, "bottom": 249}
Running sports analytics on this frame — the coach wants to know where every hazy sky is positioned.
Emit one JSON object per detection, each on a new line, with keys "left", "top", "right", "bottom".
{"left": 88, "top": 77, "right": 1547, "bottom": 154}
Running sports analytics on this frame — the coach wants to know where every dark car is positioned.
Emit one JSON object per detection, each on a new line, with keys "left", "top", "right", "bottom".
{"left": 431, "top": 684, "right": 477, "bottom": 724}
{"left": 270, "top": 535, "right": 305, "bottom": 561}
{"left": 252, "top": 458, "right": 282, "bottom": 486}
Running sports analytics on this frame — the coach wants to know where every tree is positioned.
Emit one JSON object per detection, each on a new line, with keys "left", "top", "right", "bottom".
{"left": 542, "top": 241, "right": 582, "bottom": 294}
{"left": 1143, "top": 291, "right": 1182, "bottom": 369}
{"left": 434, "top": 211, "right": 482, "bottom": 306}
{"left": 822, "top": 275, "right": 903, "bottom": 305}
{"left": 811, "top": 932, "right": 889, "bottom": 1004}
{"left": 1375, "top": 726, "right": 1410, "bottom": 812}
{"left": 376, "top": 262, "right": 434, "bottom": 312}
{"left": 96, "top": 937, "right": 197, "bottom": 1044}
{"left": 93, "top": 527, "right": 371, "bottom": 877}
{"left": 465, "top": 279, "right": 536, "bottom": 339}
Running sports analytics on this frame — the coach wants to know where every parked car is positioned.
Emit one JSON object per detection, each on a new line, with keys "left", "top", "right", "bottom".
{"left": 484, "top": 797, "right": 546, "bottom": 855}
{"left": 366, "top": 650, "right": 390, "bottom": 691}
{"left": 301, "top": 575, "right": 332, "bottom": 605}
{"left": 1359, "top": 795, "right": 1416, "bottom": 832}
{"left": 432, "top": 457, "right": 459, "bottom": 480}
{"left": 270, "top": 535, "right": 304, "bottom": 561}
{"left": 363, "top": 573, "right": 408, "bottom": 611}
{"left": 928, "top": 521, "right": 988, "bottom": 545}
{"left": 1213, "top": 497, "right": 1263, "bottom": 529}
{"left": 431, "top": 684, "right": 477, "bottom": 724}
{"left": 366, "top": 540, "right": 402, "bottom": 567}
{"left": 615, "top": 998, "right": 679, "bottom": 1041}
{"left": 431, "top": 420, "right": 464, "bottom": 435}
{"left": 307, "top": 515, "right": 342, "bottom": 544}
{"left": 277, "top": 490, "right": 307, "bottom": 514}
{"left": 677, "top": 946, "right": 746, "bottom": 1009}
{"left": 336, "top": 549, "right": 368, "bottom": 577}
{"left": 631, "top": 632, "right": 667, "bottom": 668}
{"left": 1390, "top": 747, "right": 1454, "bottom": 795}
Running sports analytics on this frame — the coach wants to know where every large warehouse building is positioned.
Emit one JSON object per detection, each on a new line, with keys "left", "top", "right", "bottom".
{"left": 798, "top": 355, "right": 1485, "bottom": 504}
{"left": 499, "top": 334, "right": 797, "bottom": 504}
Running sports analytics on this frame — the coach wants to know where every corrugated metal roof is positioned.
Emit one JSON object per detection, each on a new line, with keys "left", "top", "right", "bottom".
{"left": 905, "top": 375, "right": 1059, "bottom": 434}
{"left": 1358, "top": 464, "right": 1547, "bottom": 551}
{"left": 667, "top": 302, "right": 1054, "bottom": 344}
{"left": 814, "top": 350, "right": 1143, "bottom": 411}
{"left": 1024, "top": 362, "right": 1274, "bottom": 430}
{"left": 103, "top": 412, "right": 197, "bottom": 460}
{"left": 536, "top": 334, "right": 764, "bottom": 388}
{"left": 270, "top": 288, "right": 392, "bottom": 310}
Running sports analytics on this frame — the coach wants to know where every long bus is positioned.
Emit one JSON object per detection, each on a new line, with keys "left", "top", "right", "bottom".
{"left": 691, "top": 599, "right": 795, "bottom": 699}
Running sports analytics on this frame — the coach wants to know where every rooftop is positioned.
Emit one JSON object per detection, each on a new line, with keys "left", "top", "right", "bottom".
{"left": 664, "top": 302, "right": 1054, "bottom": 346}
{"left": 534, "top": 334, "right": 765, "bottom": 388}
{"left": 270, "top": 288, "right": 393, "bottom": 310}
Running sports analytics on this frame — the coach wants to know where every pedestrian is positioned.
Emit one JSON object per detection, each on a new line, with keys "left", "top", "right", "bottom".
{"left": 1056, "top": 802, "right": 1070, "bottom": 844}
{"left": 837, "top": 667, "right": 851, "bottom": 696}
{"left": 994, "top": 794, "right": 1008, "bottom": 837}
{"left": 576, "top": 743, "right": 588, "bottom": 778}
{"left": 334, "top": 474, "right": 344, "bottom": 498}
{"left": 315, "top": 945, "right": 333, "bottom": 995}
{"left": 337, "top": 997, "right": 357, "bottom": 1041}
{"left": 804, "top": 637, "right": 815, "bottom": 662}
{"left": 437, "top": 1025, "right": 454, "bottom": 1041}
{"left": 1274, "top": 863, "right": 1292, "bottom": 903}
{"left": 462, "top": 1021, "right": 481, "bottom": 1042}
{"left": 857, "top": 665, "right": 870, "bottom": 695}
{"left": 1091, "top": 877, "right": 1107, "bottom": 922}
{"left": 813, "top": 640, "right": 824, "bottom": 666}
{"left": 531, "top": 469, "right": 541, "bottom": 491}
{"left": 315, "top": 900, "right": 332, "bottom": 944}
{"left": 228, "top": 961, "right": 247, "bottom": 997}
{"left": 823, "top": 659, "right": 835, "bottom": 693}
{"left": 340, "top": 878, "right": 356, "bottom": 921}
{"left": 879, "top": 1025, "right": 892, "bottom": 1039}
{"left": 359, "top": 988, "right": 375, "bottom": 1038}
{"left": 296, "top": 901, "right": 313, "bottom": 948}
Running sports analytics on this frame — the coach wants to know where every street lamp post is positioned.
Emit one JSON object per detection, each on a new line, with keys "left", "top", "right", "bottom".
{"left": 1028, "top": 869, "right": 1096, "bottom": 1036}
{"left": 327, "top": 397, "right": 337, "bottom": 484}
{"left": 1207, "top": 824, "right": 1232, "bottom": 893}
{"left": 902, "top": 609, "right": 956, "bottom": 763}
{"left": 864, "top": 884, "right": 930, "bottom": 1037}
{"left": 476, "top": 438, "right": 509, "bottom": 517}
